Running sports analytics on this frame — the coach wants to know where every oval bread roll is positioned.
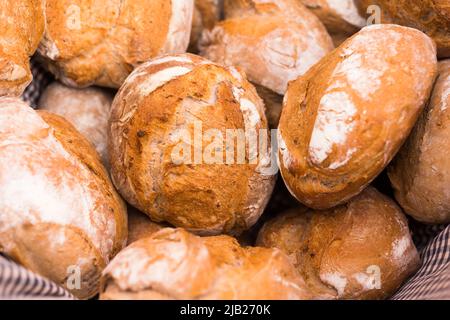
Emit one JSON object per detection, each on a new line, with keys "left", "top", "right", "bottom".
{"left": 100, "top": 228, "right": 313, "bottom": 300}
{"left": 356, "top": 0, "right": 450, "bottom": 58}
{"left": 202, "top": 0, "right": 334, "bottom": 95}
{"left": 38, "top": 0, "right": 194, "bottom": 88}
{"left": 0, "top": 0, "right": 44, "bottom": 97}
{"left": 190, "top": 0, "right": 223, "bottom": 52}
{"left": 388, "top": 60, "right": 450, "bottom": 224}
{"left": 257, "top": 187, "right": 420, "bottom": 300}
{"left": 109, "top": 53, "right": 275, "bottom": 235}
{"left": 278, "top": 24, "right": 438, "bottom": 209}
{"left": 39, "top": 82, "right": 113, "bottom": 167}
{"left": 0, "top": 98, "right": 127, "bottom": 299}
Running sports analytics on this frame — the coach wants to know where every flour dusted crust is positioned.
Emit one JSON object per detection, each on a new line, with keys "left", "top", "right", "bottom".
{"left": 0, "top": 0, "right": 44, "bottom": 97}
{"left": 109, "top": 53, "right": 275, "bottom": 235}
{"left": 201, "top": 0, "right": 334, "bottom": 95}
{"left": 38, "top": 0, "right": 194, "bottom": 88}
{"left": 39, "top": 82, "right": 113, "bottom": 167}
{"left": 357, "top": 0, "right": 450, "bottom": 58}
{"left": 100, "top": 228, "right": 313, "bottom": 300}
{"left": 278, "top": 24, "right": 438, "bottom": 209}
{"left": 301, "top": 0, "right": 365, "bottom": 45}
{"left": 389, "top": 61, "right": 450, "bottom": 224}
{"left": 257, "top": 187, "right": 420, "bottom": 300}
{"left": 0, "top": 98, "right": 127, "bottom": 299}
{"left": 190, "top": 0, "right": 223, "bottom": 52}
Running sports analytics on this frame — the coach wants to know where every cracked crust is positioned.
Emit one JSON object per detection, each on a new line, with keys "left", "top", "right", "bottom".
{"left": 0, "top": 98, "right": 127, "bottom": 299}
{"left": 257, "top": 187, "right": 421, "bottom": 300}
{"left": 388, "top": 61, "right": 450, "bottom": 224}
{"left": 38, "top": 0, "right": 194, "bottom": 88}
{"left": 278, "top": 24, "right": 438, "bottom": 209}
{"left": 357, "top": 0, "right": 450, "bottom": 58}
{"left": 109, "top": 53, "right": 275, "bottom": 235}
{"left": 0, "top": 0, "right": 44, "bottom": 97}
{"left": 201, "top": 0, "right": 334, "bottom": 95}
{"left": 100, "top": 228, "right": 313, "bottom": 300}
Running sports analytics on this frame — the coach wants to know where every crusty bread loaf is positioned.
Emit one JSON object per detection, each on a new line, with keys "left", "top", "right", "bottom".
{"left": 109, "top": 53, "right": 275, "bottom": 235}
{"left": 38, "top": 0, "right": 194, "bottom": 88}
{"left": 0, "top": 0, "right": 44, "bottom": 97}
{"left": 39, "top": 82, "right": 113, "bottom": 167}
{"left": 301, "top": 0, "right": 366, "bottom": 46}
{"left": 356, "top": 0, "right": 450, "bottom": 58}
{"left": 190, "top": 0, "right": 223, "bottom": 53}
{"left": 388, "top": 61, "right": 450, "bottom": 224}
{"left": 100, "top": 228, "right": 313, "bottom": 300}
{"left": 257, "top": 187, "right": 420, "bottom": 300}
{"left": 278, "top": 24, "right": 437, "bottom": 209}
{"left": 127, "top": 207, "right": 168, "bottom": 245}
{"left": 0, "top": 98, "right": 127, "bottom": 299}
{"left": 201, "top": 0, "right": 334, "bottom": 95}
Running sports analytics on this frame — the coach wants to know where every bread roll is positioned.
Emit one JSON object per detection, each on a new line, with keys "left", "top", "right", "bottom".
{"left": 100, "top": 228, "right": 313, "bottom": 300}
{"left": 257, "top": 187, "right": 420, "bottom": 300}
{"left": 388, "top": 61, "right": 450, "bottom": 224}
{"left": 278, "top": 24, "right": 437, "bottom": 209}
{"left": 109, "top": 53, "right": 275, "bottom": 235}
{"left": 38, "top": 0, "right": 194, "bottom": 88}
{"left": 356, "top": 0, "right": 450, "bottom": 58}
{"left": 202, "top": 0, "right": 334, "bottom": 95}
{"left": 0, "top": 0, "right": 44, "bottom": 97}
{"left": 39, "top": 82, "right": 113, "bottom": 167}
{"left": 0, "top": 98, "right": 127, "bottom": 299}
{"left": 301, "top": 0, "right": 366, "bottom": 46}
{"left": 190, "top": 0, "right": 223, "bottom": 53}
{"left": 127, "top": 207, "right": 167, "bottom": 245}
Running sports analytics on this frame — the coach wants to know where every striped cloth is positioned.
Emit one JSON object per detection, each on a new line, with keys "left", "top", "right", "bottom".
{"left": 0, "top": 58, "right": 448, "bottom": 300}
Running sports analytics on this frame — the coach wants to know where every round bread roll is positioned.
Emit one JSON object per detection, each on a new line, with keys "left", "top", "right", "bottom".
{"left": 0, "top": 0, "right": 44, "bottom": 97}
{"left": 38, "top": 82, "right": 113, "bottom": 167}
{"left": 109, "top": 53, "right": 276, "bottom": 236}
{"left": 100, "top": 228, "right": 313, "bottom": 300}
{"left": 202, "top": 0, "right": 334, "bottom": 95}
{"left": 190, "top": 0, "right": 223, "bottom": 53}
{"left": 127, "top": 207, "right": 168, "bottom": 245}
{"left": 388, "top": 61, "right": 450, "bottom": 224}
{"left": 356, "top": 0, "right": 450, "bottom": 58}
{"left": 278, "top": 24, "right": 438, "bottom": 209}
{"left": 0, "top": 98, "right": 127, "bottom": 299}
{"left": 301, "top": 0, "right": 366, "bottom": 46}
{"left": 257, "top": 187, "right": 420, "bottom": 300}
{"left": 38, "top": 0, "right": 194, "bottom": 88}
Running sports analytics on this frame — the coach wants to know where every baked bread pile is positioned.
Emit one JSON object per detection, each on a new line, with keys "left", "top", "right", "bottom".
{"left": 0, "top": 0, "right": 449, "bottom": 300}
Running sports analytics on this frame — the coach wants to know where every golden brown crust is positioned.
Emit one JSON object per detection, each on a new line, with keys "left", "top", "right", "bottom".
{"left": 278, "top": 24, "right": 437, "bottom": 209}
{"left": 109, "top": 53, "right": 276, "bottom": 235}
{"left": 357, "top": 0, "right": 450, "bottom": 58}
{"left": 201, "top": 0, "right": 334, "bottom": 95}
{"left": 100, "top": 228, "right": 313, "bottom": 300}
{"left": 38, "top": 0, "right": 194, "bottom": 88}
{"left": 257, "top": 187, "right": 421, "bottom": 300}
{"left": 253, "top": 84, "right": 283, "bottom": 129}
{"left": 388, "top": 60, "right": 450, "bottom": 224}
{"left": 0, "top": 0, "right": 44, "bottom": 96}
{"left": 0, "top": 99, "right": 127, "bottom": 299}
{"left": 38, "top": 82, "right": 113, "bottom": 167}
